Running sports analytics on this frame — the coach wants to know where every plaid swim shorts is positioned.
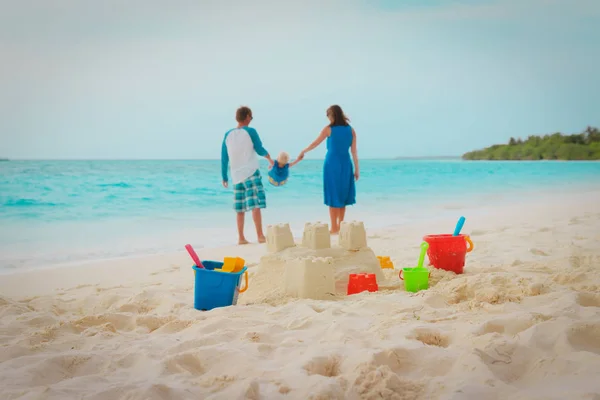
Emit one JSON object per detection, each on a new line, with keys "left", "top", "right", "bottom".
{"left": 233, "top": 170, "right": 267, "bottom": 213}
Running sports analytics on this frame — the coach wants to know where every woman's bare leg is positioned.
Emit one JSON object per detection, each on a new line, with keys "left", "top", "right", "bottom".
{"left": 329, "top": 207, "right": 341, "bottom": 234}
{"left": 329, "top": 207, "right": 337, "bottom": 234}
{"left": 338, "top": 207, "right": 346, "bottom": 227}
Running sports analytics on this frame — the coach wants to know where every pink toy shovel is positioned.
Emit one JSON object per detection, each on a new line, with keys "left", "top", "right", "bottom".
{"left": 185, "top": 244, "right": 205, "bottom": 269}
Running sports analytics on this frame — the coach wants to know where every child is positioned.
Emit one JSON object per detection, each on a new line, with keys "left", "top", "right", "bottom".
{"left": 268, "top": 151, "right": 300, "bottom": 186}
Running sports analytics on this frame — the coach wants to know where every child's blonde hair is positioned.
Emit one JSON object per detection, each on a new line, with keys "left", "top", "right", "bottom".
{"left": 277, "top": 151, "right": 290, "bottom": 165}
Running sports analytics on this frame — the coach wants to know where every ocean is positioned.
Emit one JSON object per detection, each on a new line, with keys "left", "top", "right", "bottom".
{"left": 1, "top": 159, "right": 599, "bottom": 272}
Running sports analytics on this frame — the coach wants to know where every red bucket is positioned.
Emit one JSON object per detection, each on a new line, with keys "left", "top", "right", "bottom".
{"left": 422, "top": 234, "right": 474, "bottom": 274}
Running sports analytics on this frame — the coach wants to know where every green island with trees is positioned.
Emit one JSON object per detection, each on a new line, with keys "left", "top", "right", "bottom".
{"left": 462, "top": 126, "right": 600, "bottom": 160}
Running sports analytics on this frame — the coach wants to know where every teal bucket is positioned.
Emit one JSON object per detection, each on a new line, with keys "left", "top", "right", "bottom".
{"left": 192, "top": 261, "right": 248, "bottom": 311}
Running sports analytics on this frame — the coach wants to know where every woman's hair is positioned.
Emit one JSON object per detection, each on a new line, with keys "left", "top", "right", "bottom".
{"left": 327, "top": 105, "right": 350, "bottom": 127}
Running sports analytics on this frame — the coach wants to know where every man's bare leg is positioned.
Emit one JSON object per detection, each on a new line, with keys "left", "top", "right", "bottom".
{"left": 252, "top": 208, "right": 266, "bottom": 243}
{"left": 237, "top": 212, "right": 249, "bottom": 245}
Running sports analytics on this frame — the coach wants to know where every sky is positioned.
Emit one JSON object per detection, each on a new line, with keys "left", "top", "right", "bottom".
{"left": 1, "top": 0, "right": 599, "bottom": 160}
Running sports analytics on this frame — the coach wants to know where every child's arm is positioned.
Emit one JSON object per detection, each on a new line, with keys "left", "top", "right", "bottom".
{"left": 289, "top": 159, "right": 301, "bottom": 168}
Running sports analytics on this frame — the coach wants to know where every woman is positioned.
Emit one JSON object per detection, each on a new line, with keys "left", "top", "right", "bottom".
{"left": 298, "top": 105, "right": 359, "bottom": 234}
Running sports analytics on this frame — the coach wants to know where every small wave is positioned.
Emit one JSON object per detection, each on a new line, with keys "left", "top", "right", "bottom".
{"left": 3, "top": 198, "right": 60, "bottom": 208}
{"left": 97, "top": 182, "right": 133, "bottom": 188}
{"left": 193, "top": 188, "right": 218, "bottom": 195}
{"left": 164, "top": 188, "right": 218, "bottom": 196}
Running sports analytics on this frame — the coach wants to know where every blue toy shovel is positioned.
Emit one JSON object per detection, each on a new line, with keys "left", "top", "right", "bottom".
{"left": 453, "top": 216, "right": 466, "bottom": 236}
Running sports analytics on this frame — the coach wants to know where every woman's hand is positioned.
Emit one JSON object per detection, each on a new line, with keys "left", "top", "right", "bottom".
{"left": 354, "top": 170, "right": 360, "bottom": 181}
{"left": 297, "top": 151, "right": 305, "bottom": 161}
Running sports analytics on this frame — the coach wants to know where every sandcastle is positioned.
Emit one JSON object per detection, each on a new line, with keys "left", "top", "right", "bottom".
{"left": 284, "top": 257, "right": 336, "bottom": 300}
{"left": 266, "top": 223, "right": 295, "bottom": 253}
{"left": 302, "top": 222, "right": 331, "bottom": 250}
{"left": 240, "top": 220, "right": 385, "bottom": 304}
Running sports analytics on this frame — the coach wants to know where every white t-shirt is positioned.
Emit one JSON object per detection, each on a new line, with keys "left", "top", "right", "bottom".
{"left": 221, "top": 126, "right": 269, "bottom": 185}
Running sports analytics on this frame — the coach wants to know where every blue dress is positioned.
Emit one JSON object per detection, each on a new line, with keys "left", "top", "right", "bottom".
{"left": 268, "top": 163, "right": 289, "bottom": 186}
{"left": 323, "top": 125, "right": 356, "bottom": 207}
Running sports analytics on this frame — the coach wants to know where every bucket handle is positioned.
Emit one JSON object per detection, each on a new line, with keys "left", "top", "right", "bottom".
{"left": 465, "top": 235, "right": 474, "bottom": 253}
{"left": 399, "top": 270, "right": 431, "bottom": 281}
{"left": 238, "top": 271, "right": 249, "bottom": 293}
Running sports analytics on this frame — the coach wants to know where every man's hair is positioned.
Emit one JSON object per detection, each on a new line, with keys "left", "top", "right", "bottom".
{"left": 236, "top": 106, "right": 252, "bottom": 123}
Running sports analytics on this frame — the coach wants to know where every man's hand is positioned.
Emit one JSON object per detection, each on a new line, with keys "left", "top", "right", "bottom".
{"left": 264, "top": 154, "right": 274, "bottom": 168}
{"left": 222, "top": 181, "right": 228, "bottom": 188}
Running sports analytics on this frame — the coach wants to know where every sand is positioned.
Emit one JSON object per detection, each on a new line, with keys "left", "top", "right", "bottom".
{"left": 1, "top": 189, "right": 600, "bottom": 399}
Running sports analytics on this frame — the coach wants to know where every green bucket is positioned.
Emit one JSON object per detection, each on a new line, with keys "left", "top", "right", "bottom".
{"left": 399, "top": 267, "right": 430, "bottom": 293}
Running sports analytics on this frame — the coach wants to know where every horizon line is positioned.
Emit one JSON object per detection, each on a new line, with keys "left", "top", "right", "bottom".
{"left": 0, "top": 156, "right": 461, "bottom": 161}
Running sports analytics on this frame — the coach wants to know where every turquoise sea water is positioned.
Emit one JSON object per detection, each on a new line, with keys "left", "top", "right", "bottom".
{"left": 1, "top": 159, "right": 599, "bottom": 271}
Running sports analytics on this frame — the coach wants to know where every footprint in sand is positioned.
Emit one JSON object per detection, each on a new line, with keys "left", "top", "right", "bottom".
{"left": 243, "top": 331, "right": 261, "bottom": 342}
{"left": 474, "top": 314, "right": 550, "bottom": 337}
{"left": 473, "top": 342, "right": 527, "bottom": 385}
{"left": 566, "top": 322, "right": 600, "bottom": 355}
{"left": 163, "top": 352, "right": 206, "bottom": 375}
{"left": 74, "top": 313, "right": 135, "bottom": 332}
{"left": 150, "top": 265, "right": 180, "bottom": 276}
{"left": 408, "top": 328, "right": 450, "bottom": 348}
{"left": 529, "top": 248, "right": 549, "bottom": 256}
{"left": 569, "top": 217, "right": 581, "bottom": 225}
{"left": 2, "top": 353, "right": 100, "bottom": 388}
{"left": 302, "top": 354, "right": 341, "bottom": 377}
{"left": 353, "top": 355, "right": 426, "bottom": 397}
{"left": 153, "top": 319, "right": 194, "bottom": 334}
{"left": 576, "top": 292, "right": 600, "bottom": 308}
{"left": 74, "top": 284, "right": 94, "bottom": 290}
{"left": 309, "top": 304, "right": 325, "bottom": 313}
{"left": 371, "top": 347, "right": 420, "bottom": 374}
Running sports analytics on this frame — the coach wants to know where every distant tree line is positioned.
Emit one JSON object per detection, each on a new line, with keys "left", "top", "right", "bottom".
{"left": 462, "top": 126, "right": 600, "bottom": 160}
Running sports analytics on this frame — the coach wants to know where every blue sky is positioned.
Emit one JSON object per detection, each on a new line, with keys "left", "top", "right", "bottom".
{"left": 1, "top": 0, "right": 599, "bottom": 159}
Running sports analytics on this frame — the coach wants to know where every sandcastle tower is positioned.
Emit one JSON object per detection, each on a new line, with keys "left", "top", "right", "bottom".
{"left": 302, "top": 222, "right": 331, "bottom": 250}
{"left": 339, "top": 221, "right": 367, "bottom": 250}
{"left": 266, "top": 223, "right": 295, "bottom": 253}
{"left": 284, "top": 256, "right": 336, "bottom": 300}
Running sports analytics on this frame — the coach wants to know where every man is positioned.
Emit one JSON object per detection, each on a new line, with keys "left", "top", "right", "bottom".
{"left": 221, "top": 106, "right": 274, "bottom": 245}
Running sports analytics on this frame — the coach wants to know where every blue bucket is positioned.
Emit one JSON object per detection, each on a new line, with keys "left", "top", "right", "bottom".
{"left": 192, "top": 260, "right": 248, "bottom": 311}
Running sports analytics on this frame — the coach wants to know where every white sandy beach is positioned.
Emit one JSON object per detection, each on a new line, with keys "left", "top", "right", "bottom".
{"left": 1, "top": 188, "right": 600, "bottom": 400}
